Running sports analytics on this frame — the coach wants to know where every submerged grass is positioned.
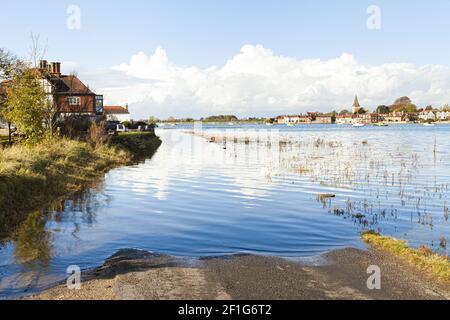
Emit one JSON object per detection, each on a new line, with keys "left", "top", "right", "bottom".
{"left": 0, "top": 133, "right": 162, "bottom": 237}
{"left": 362, "top": 231, "right": 450, "bottom": 283}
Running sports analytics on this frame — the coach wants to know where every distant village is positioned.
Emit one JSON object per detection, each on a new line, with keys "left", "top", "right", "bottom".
{"left": 275, "top": 96, "right": 450, "bottom": 125}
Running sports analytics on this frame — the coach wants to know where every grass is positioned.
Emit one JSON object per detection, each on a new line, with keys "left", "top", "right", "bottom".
{"left": 0, "top": 135, "right": 11, "bottom": 146}
{"left": 362, "top": 231, "right": 450, "bottom": 283}
{"left": 111, "top": 132, "right": 162, "bottom": 161}
{"left": 0, "top": 133, "right": 161, "bottom": 238}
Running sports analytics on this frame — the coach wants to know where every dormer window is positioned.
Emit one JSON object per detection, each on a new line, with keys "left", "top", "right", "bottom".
{"left": 67, "top": 96, "right": 81, "bottom": 106}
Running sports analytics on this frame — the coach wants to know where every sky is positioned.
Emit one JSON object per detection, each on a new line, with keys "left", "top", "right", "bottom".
{"left": 1, "top": 0, "right": 450, "bottom": 119}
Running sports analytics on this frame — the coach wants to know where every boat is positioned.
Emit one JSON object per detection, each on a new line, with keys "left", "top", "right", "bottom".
{"left": 423, "top": 123, "right": 435, "bottom": 127}
{"left": 287, "top": 123, "right": 295, "bottom": 127}
{"left": 265, "top": 123, "right": 274, "bottom": 126}
{"left": 374, "top": 122, "right": 388, "bottom": 127}
{"left": 353, "top": 123, "right": 366, "bottom": 127}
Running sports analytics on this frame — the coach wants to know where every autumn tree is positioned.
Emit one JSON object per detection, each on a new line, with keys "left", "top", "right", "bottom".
{"left": 0, "top": 48, "right": 24, "bottom": 144}
{"left": 390, "top": 96, "right": 417, "bottom": 113}
{"left": 4, "top": 68, "right": 47, "bottom": 143}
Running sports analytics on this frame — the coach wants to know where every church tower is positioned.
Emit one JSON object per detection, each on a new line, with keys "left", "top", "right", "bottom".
{"left": 352, "top": 95, "right": 362, "bottom": 114}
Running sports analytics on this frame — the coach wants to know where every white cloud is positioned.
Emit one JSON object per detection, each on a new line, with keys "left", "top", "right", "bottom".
{"left": 93, "top": 45, "right": 450, "bottom": 119}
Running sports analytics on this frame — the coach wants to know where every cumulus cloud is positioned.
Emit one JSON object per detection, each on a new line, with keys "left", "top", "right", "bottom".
{"left": 94, "top": 45, "right": 450, "bottom": 119}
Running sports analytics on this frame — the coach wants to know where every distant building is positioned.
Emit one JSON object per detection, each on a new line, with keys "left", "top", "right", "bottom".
{"left": 436, "top": 110, "right": 450, "bottom": 121}
{"left": 276, "top": 115, "right": 312, "bottom": 124}
{"left": 314, "top": 115, "right": 335, "bottom": 124}
{"left": 384, "top": 111, "right": 413, "bottom": 123}
{"left": 335, "top": 114, "right": 357, "bottom": 124}
{"left": 104, "top": 105, "right": 131, "bottom": 122}
{"left": 418, "top": 110, "right": 436, "bottom": 121}
{"left": 359, "top": 113, "right": 381, "bottom": 124}
{"left": 352, "top": 96, "right": 363, "bottom": 114}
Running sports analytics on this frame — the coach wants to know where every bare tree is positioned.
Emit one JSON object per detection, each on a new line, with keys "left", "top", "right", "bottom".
{"left": 28, "top": 33, "right": 47, "bottom": 67}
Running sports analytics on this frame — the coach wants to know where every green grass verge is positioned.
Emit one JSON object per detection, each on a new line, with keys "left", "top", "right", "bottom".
{"left": 362, "top": 231, "right": 450, "bottom": 283}
{"left": 0, "top": 133, "right": 161, "bottom": 238}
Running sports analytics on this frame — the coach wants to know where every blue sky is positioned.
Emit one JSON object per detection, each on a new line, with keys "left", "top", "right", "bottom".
{"left": 1, "top": 0, "right": 449, "bottom": 67}
{"left": 1, "top": 1, "right": 450, "bottom": 118}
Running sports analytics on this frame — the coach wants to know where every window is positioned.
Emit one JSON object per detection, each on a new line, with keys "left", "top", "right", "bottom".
{"left": 95, "top": 95, "right": 104, "bottom": 114}
{"left": 67, "top": 96, "right": 81, "bottom": 106}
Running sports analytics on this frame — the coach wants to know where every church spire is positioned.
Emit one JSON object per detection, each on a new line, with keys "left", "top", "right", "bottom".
{"left": 352, "top": 95, "right": 362, "bottom": 114}
{"left": 353, "top": 95, "right": 361, "bottom": 108}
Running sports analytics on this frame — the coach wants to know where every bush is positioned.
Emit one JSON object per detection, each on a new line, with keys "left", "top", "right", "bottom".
{"left": 87, "top": 122, "right": 110, "bottom": 149}
{"left": 57, "top": 115, "right": 92, "bottom": 139}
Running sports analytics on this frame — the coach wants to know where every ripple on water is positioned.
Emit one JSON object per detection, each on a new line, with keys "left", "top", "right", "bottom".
{"left": 0, "top": 124, "right": 449, "bottom": 298}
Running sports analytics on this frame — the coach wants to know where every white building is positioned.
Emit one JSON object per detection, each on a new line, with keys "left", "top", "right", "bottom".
{"left": 436, "top": 110, "right": 450, "bottom": 121}
{"left": 277, "top": 115, "right": 312, "bottom": 124}
{"left": 104, "top": 105, "right": 131, "bottom": 122}
{"left": 418, "top": 110, "right": 436, "bottom": 121}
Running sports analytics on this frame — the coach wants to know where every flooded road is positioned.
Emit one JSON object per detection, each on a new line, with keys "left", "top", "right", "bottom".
{"left": 0, "top": 124, "right": 449, "bottom": 298}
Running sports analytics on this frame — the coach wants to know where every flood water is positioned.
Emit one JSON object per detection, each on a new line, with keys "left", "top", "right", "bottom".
{"left": 0, "top": 124, "right": 449, "bottom": 298}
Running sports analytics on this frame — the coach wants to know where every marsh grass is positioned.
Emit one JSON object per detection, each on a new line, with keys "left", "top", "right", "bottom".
{"left": 362, "top": 231, "right": 450, "bottom": 283}
{"left": 0, "top": 133, "right": 161, "bottom": 237}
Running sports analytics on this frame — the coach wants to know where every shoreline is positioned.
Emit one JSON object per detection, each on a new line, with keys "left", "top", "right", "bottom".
{"left": 28, "top": 243, "right": 450, "bottom": 300}
{"left": 0, "top": 133, "right": 162, "bottom": 239}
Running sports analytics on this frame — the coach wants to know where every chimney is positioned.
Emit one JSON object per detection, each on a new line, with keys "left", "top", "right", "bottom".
{"left": 39, "top": 60, "right": 48, "bottom": 70}
{"left": 50, "top": 62, "right": 61, "bottom": 77}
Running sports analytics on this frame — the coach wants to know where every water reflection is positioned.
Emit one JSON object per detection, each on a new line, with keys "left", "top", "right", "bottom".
{"left": 0, "top": 124, "right": 449, "bottom": 298}
{"left": 14, "top": 211, "right": 52, "bottom": 266}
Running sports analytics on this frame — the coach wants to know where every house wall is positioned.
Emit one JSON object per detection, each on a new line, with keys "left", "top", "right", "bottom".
{"left": 314, "top": 117, "right": 334, "bottom": 124}
{"left": 336, "top": 116, "right": 356, "bottom": 124}
{"left": 106, "top": 113, "right": 131, "bottom": 122}
{"left": 56, "top": 94, "right": 96, "bottom": 114}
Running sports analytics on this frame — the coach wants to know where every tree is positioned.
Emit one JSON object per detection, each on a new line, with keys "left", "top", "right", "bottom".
{"left": 339, "top": 109, "right": 350, "bottom": 115}
{"left": 0, "top": 48, "right": 24, "bottom": 144}
{"left": 390, "top": 96, "right": 417, "bottom": 113}
{"left": 356, "top": 108, "right": 368, "bottom": 115}
{"left": 4, "top": 68, "right": 47, "bottom": 143}
{"left": 0, "top": 49, "right": 19, "bottom": 80}
{"left": 329, "top": 110, "right": 338, "bottom": 116}
{"left": 376, "top": 105, "right": 390, "bottom": 114}
{"left": 393, "top": 96, "right": 412, "bottom": 106}
{"left": 425, "top": 105, "right": 433, "bottom": 111}
{"left": 28, "top": 33, "right": 47, "bottom": 68}
{"left": 148, "top": 116, "right": 159, "bottom": 124}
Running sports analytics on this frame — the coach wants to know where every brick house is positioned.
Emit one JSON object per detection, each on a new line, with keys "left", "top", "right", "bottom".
{"left": 38, "top": 60, "right": 104, "bottom": 118}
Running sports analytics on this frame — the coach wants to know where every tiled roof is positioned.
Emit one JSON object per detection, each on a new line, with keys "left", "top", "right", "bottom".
{"left": 49, "top": 75, "right": 94, "bottom": 95}
{"left": 104, "top": 106, "right": 129, "bottom": 114}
